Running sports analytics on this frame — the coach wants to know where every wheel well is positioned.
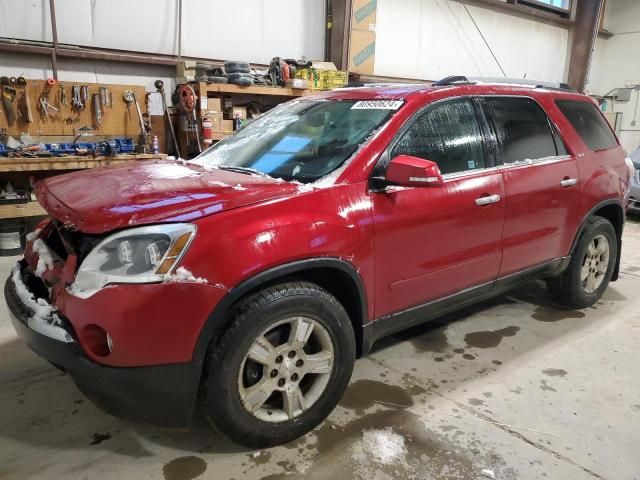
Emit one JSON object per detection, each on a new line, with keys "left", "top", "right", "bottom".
{"left": 230, "top": 267, "right": 366, "bottom": 358}
{"left": 591, "top": 203, "right": 624, "bottom": 281}
{"left": 592, "top": 204, "right": 623, "bottom": 239}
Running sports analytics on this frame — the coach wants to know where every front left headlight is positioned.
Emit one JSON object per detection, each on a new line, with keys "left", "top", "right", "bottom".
{"left": 73, "top": 224, "right": 196, "bottom": 293}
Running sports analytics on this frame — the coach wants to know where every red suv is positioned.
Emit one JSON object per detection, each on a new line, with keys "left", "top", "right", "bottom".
{"left": 6, "top": 77, "right": 633, "bottom": 447}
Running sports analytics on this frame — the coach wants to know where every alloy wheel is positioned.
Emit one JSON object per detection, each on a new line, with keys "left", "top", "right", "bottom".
{"left": 237, "top": 316, "right": 335, "bottom": 423}
{"left": 581, "top": 234, "right": 610, "bottom": 294}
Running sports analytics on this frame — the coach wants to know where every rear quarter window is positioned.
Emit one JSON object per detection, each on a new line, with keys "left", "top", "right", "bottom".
{"left": 555, "top": 100, "right": 618, "bottom": 152}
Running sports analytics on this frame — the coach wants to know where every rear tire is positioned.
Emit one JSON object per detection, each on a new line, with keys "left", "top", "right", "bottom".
{"left": 201, "top": 282, "right": 355, "bottom": 448}
{"left": 546, "top": 216, "right": 617, "bottom": 308}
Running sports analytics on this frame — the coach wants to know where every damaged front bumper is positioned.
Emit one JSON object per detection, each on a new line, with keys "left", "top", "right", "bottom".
{"left": 5, "top": 260, "right": 201, "bottom": 428}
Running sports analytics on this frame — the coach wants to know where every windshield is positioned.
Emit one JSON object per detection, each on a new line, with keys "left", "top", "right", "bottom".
{"left": 191, "top": 99, "right": 396, "bottom": 183}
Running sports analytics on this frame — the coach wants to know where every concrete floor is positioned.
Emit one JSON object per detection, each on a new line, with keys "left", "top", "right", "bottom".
{"left": 1, "top": 220, "right": 640, "bottom": 480}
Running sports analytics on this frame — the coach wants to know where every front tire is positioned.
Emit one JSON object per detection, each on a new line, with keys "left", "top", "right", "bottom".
{"left": 547, "top": 216, "right": 617, "bottom": 308}
{"left": 201, "top": 282, "right": 355, "bottom": 448}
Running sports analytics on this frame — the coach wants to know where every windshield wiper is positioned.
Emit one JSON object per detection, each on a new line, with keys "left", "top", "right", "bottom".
{"left": 216, "top": 165, "right": 272, "bottom": 178}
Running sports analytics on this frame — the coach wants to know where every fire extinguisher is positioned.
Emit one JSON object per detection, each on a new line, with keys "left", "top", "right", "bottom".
{"left": 202, "top": 115, "right": 213, "bottom": 145}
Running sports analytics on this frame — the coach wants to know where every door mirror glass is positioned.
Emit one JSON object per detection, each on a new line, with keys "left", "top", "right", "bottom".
{"left": 386, "top": 155, "right": 444, "bottom": 187}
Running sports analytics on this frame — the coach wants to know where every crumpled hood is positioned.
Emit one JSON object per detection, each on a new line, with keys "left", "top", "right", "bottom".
{"left": 36, "top": 160, "right": 299, "bottom": 233}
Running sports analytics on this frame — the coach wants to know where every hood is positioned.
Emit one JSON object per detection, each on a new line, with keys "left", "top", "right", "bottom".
{"left": 37, "top": 160, "right": 299, "bottom": 234}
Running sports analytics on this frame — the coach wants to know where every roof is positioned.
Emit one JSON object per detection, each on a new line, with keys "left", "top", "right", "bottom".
{"left": 310, "top": 79, "right": 585, "bottom": 102}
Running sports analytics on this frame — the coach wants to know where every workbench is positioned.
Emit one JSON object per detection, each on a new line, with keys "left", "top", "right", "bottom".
{"left": 0, "top": 153, "right": 166, "bottom": 219}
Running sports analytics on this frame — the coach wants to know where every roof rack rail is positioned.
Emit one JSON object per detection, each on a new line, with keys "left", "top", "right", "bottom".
{"left": 432, "top": 75, "right": 575, "bottom": 92}
{"left": 432, "top": 75, "right": 473, "bottom": 86}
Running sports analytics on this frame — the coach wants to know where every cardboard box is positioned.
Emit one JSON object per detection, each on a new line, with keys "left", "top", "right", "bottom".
{"left": 176, "top": 60, "right": 197, "bottom": 78}
{"left": 222, "top": 120, "right": 234, "bottom": 133}
{"left": 311, "top": 62, "right": 337, "bottom": 71}
{"left": 351, "top": 0, "right": 377, "bottom": 32}
{"left": 232, "top": 106, "right": 247, "bottom": 120}
{"left": 349, "top": 0, "right": 377, "bottom": 76}
{"left": 176, "top": 75, "right": 195, "bottom": 84}
{"left": 207, "top": 97, "right": 222, "bottom": 112}
{"left": 207, "top": 112, "right": 224, "bottom": 132}
{"left": 285, "top": 78, "right": 309, "bottom": 89}
{"left": 349, "top": 29, "right": 376, "bottom": 75}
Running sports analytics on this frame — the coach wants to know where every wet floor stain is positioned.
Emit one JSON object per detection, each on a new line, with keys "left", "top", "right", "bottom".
{"left": 394, "top": 326, "right": 450, "bottom": 353}
{"left": 464, "top": 326, "right": 520, "bottom": 349}
{"left": 540, "top": 380, "right": 557, "bottom": 392}
{"left": 468, "top": 398, "right": 486, "bottom": 406}
{"left": 462, "top": 353, "right": 476, "bottom": 360}
{"left": 339, "top": 379, "right": 413, "bottom": 413}
{"left": 492, "top": 360, "right": 503, "bottom": 365}
{"left": 89, "top": 432, "right": 111, "bottom": 445}
{"left": 631, "top": 404, "right": 640, "bottom": 413}
{"left": 162, "top": 456, "right": 207, "bottom": 480}
{"left": 531, "top": 306, "right": 585, "bottom": 322}
{"left": 453, "top": 348, "right": 465, "bottom": 354}
{"left": 309, "top": 408, "right": 489, "bottom": 480}
{"left": 542, "top": 368, "right": 568, "bottom": 377}
{"left": 250, "top": 450, "right": 272, "bottom": 465}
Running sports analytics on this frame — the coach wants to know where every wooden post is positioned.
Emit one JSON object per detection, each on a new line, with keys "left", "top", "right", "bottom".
{"left": 329, "top": 0, "right": 352, "bottom": 70}
{"left": 568, "top": 0, "right": 604, "bottom": 92}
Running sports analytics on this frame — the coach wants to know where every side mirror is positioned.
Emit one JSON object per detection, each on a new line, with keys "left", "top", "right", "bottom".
{"left": 385, "top": 155, "right": 444, "bottom": 187}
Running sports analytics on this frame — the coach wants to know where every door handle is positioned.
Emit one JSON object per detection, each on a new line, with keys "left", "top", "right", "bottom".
{"left": 560, "top": 178, "right": 578, "bottom": 187}
{"left": 475, "top": 194, "right": 501, "bottom": 206}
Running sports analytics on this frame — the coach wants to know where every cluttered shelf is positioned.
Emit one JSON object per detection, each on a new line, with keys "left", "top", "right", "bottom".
{"left": 0, "top": 153, "right": 167, "bottom": 172}
{"left": 197, "top": 82, "right": 312, "bottom": 97}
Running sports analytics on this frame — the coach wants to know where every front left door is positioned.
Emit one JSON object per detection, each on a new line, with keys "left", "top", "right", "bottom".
{"left": 371, "top": 98, "right": 505, "bottom": 318}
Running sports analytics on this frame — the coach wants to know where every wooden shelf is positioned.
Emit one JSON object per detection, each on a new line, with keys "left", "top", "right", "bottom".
{"left": 197, "top": 82, "right": 312, "bottom": 97}
{"left": 0, "top": 202, "right": 46, "bottom": 219}
{"left": 0, "top": 153, "right": 167, "bottom": 173}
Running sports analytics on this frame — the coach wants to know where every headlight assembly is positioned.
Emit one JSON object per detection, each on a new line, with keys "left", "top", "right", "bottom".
{"left": 72, "top": 224, "right": 196, "bottom": 294}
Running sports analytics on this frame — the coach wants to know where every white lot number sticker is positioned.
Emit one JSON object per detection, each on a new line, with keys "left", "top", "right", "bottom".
{"left": 351, "top": 100, "right": 404, "bottom": 110}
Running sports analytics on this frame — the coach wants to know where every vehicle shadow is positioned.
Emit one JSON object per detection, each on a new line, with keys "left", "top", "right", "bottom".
{"left": 0, "top": 278, "right": 628, "bottom": 461}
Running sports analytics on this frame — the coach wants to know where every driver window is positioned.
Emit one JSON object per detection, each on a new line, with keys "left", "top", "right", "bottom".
{"left": 391, "top": 98, "right": 486, "bottom": 175}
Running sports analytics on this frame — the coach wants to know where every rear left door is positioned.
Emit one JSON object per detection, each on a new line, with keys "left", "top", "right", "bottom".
{"left": 480, "top": 96, "right": 581, "bottom": 277}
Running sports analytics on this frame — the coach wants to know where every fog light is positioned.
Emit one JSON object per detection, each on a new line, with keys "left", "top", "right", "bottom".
{"left": 82, "top": 324, "right": 111, "bottom": 357}
{"left": 107, "top": 333, "right": 114, "bottom": 353}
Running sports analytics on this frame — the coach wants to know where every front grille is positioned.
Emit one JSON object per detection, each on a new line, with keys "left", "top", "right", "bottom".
{"left": 42, "top": 223, "right": 104, "bottom": 265}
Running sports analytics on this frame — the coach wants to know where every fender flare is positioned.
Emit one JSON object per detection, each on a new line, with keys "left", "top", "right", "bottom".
{"left": 569, "top": 198, "right": 624, "bottom": 280}
{"left": 191, "top": 257, "right": 368, "bottom": 363}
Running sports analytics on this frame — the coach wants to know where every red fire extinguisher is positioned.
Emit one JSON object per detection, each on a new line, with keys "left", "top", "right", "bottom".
{"left": 202, "top": 115, "right": 213, "bottom": 145}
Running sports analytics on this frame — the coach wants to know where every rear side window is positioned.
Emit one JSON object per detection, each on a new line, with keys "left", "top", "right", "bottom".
{"left": 556, "top": 100, "right": 618, "bottom": 152}
{"left": 483, "top": 97, "right": 558, "bottom": 164}
{"left": 391, "top": 98, "right": 486, "bottom": 175}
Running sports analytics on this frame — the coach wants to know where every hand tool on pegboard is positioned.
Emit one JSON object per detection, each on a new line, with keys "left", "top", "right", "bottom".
{"left": 123, "top": 89, "right": 150, "bottom": 150}
{"left": 154, "top": 80, "right": 181, "bottom": 158}
{"left": 59, "top": 83, "right": 67, "bottom": 106}
{"left": 92, "top": 93, "right": 102, "bottom": 128}
{"left": 39, "top": 78, "right": 59, "bottom": 119}
{"left": 1, "top": 76, "right": 17, "bottom": 126}
{"left": 18, "top": 79, "right": 33, "bottom": 123}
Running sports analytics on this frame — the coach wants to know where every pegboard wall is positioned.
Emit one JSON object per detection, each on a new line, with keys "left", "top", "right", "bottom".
{"left": 0, "top": 79, "right": 147, "bottom": 137}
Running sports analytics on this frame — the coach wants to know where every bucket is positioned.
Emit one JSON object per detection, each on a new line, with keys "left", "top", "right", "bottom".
{"left": 0, "top": 219, "right": 26, "bottom": 256}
